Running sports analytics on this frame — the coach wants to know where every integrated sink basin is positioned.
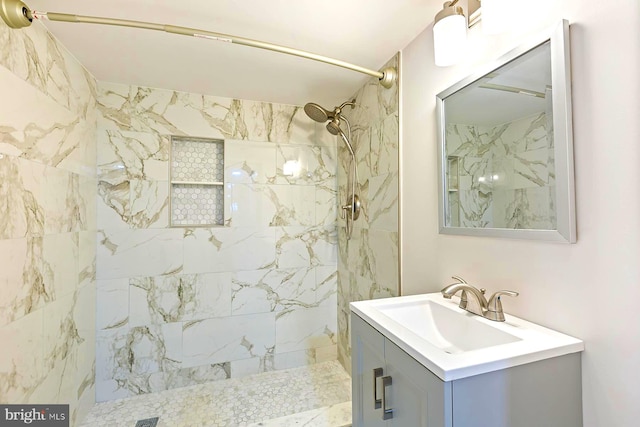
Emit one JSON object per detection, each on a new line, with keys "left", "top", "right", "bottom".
{"left": 351, "top": 293, "right": 584, "bottom": 381}
{"left": 375, "top": 299, "right": 521, "bottom": 354}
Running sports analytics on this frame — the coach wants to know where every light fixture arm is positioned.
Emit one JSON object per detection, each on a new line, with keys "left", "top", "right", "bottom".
{"left": 434, "top": 1, "right": 465, "bottom": 26}
{"left": 0, "top": 0, "right": 398, "bottom": 89}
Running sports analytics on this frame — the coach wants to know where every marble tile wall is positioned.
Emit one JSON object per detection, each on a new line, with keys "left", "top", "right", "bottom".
{"left": 0, "top": 20, "right": 97, "bottom": 426}
{"left": 95, "top": 82, "right": 339, "bottom": 401}
{"left": 445, "top": 113, "right": 556, "bottom": 229}
{"left": 336, "top": 54, "right": 401, "bottom": 371}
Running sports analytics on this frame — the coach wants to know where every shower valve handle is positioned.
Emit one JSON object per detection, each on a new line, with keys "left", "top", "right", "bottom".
{"left": 340, "top": 195, "right": 361, "bottom": 221}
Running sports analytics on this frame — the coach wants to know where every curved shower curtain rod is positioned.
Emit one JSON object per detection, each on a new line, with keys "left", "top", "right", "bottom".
{"left": 0, "top": 0, "right": 398, "bottom": 88}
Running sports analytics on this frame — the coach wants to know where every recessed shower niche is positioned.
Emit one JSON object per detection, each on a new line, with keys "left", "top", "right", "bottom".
{"left": 170, "top": 136, "right": 225, "bottom": 227}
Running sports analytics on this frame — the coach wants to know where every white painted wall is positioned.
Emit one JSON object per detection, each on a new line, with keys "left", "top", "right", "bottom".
{"left": 400, "top": 0, "right": 640, "bottom": 426}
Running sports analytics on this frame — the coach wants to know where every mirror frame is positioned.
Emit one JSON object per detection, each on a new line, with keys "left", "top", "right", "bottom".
{"left": 436, "top": 20, "right": 575, "bottom": 243}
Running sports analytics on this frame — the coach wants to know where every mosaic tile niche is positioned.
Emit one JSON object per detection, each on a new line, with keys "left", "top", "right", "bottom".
{"left": 170, "top": 137, "right": 225, "bottom": 226}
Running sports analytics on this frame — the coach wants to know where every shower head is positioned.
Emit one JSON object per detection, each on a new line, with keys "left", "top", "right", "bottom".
{"left": 304, "top": 103, "right": 332, "bottom": 123}
{"left": 304, "top": 99, "right": 356, "bottom": 124}
{"left": 305, "top": 99, "right": 356, "bottom": 157}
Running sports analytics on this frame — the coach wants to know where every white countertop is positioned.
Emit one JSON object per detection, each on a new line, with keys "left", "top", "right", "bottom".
{"left": 350, "top": 293, "right": 584, "bottom": 381}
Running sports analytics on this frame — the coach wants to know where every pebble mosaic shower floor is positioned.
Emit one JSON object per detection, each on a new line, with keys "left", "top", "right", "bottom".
{"left": 81, "top": 361, "right": 352, "bottom": 427}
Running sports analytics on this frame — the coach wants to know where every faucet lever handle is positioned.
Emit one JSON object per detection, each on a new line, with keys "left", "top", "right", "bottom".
{"left": 451, "top": 275, "right": 467, "bottom": 284}
{"left": 486, "top": 290, "right": 519, "bottom": 322}
{"left": 494, "top": 290, "right": 519, "bottom": 298}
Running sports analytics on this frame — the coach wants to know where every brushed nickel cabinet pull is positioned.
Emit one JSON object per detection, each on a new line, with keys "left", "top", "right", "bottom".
{"left": 382, "top": 375, "right": 393, "bottom": 420}
{"left": 373, "top": 368, "right": 383, "bottom": 409}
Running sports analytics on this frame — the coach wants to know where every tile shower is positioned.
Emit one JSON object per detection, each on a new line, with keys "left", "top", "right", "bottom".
{"left": 95, "top": 82, "right": 340, "bottom": 401}
{"left": 0, "top": 16, "right": 400, "bottom": 427}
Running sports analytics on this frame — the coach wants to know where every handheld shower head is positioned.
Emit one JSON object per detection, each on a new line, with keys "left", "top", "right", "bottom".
{"left": 304, "top": 103, "right": 332, "bottom": 123}
{"left": 326, "top": 118, "right": 341, "bottom": 136}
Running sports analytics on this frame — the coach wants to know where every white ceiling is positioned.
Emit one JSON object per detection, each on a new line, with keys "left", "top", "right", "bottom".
{"left": 27, "top": 0, "right": 434, "bottom": 107}
{"left": 445, "top": 42, "right": 551, "bottom": 126}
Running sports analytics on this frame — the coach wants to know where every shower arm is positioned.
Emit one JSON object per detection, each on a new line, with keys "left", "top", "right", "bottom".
{"left": 0, "top": 0, "right": 397, "bottom": 89}
{"left": 338, "top": 100, "right": 357, "bottom": 111}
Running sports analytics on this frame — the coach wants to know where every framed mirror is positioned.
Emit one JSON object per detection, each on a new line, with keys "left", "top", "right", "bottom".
{"left": 436, "top": 20, "right": 575, "bottom": 243}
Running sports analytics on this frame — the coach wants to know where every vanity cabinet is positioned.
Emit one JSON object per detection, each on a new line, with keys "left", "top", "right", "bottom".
{"left": 351, "top": 313, "right": 583, "bottom": 427}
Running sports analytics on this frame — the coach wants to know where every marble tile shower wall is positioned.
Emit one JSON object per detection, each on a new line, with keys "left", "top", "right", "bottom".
{"left": 0, "top": 21, "right": 98, "bottom": 425}
{"left": 445, "top": 113, "right": 556, "bottom": 229}
{"left": 95, "top": 82, "right": 339, "bottom": 401}
{"left": 337, "top": 54, "right": 400, "bottom": 371}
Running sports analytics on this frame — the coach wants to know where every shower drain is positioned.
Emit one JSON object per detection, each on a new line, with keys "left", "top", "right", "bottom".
{"left": 135, "top": 417, "right": 159, "bottom": 427}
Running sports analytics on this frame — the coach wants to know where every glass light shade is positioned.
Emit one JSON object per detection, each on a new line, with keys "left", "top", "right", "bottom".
{"left": 433, "top": 14, "right": 467, "bottom": 67}
{"left": 481, "top": 0, "right": 513, "bottom": 34}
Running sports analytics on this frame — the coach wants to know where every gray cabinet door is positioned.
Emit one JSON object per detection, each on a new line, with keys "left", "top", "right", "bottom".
{"left": 385, "top": 339, "right": 453, "bottom": 427}
{"left": 352, "top": 314, "right": 452, "bottom": 427}
{"left": 351, "top": 314, "right": 387, "bottom": 427}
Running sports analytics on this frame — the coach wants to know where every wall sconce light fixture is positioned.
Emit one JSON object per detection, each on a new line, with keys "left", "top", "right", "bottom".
{"left": 433, "top": 0, "right": 514, "bottom": 67}
{"left": 433, "top": 1, "right": 467, "bottom": 67}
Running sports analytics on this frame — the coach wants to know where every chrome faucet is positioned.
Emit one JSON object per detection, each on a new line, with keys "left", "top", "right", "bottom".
{"left": 441, "top": 276, "right": 519, "bottom": 322}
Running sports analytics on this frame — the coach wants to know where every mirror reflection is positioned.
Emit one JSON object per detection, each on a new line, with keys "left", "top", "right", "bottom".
{"left": 444, "top": 42, "right": 556, "bottom": 230}
{"left": 443, "top": 41, "right": 556, "bottom": 230}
